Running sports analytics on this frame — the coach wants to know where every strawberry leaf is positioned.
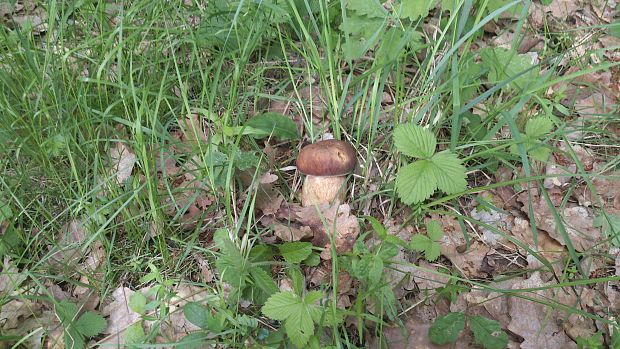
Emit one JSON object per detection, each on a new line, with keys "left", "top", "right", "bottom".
{"left": 394, "top": 122, "right": 436, "bottom": 159}
{"left": 396, "top": 160, "right": 439, "bottom": 204}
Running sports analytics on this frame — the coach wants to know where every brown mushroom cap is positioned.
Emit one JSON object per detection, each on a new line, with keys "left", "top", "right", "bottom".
{"left": 296, "top": 139, "right": 356, "bottom": 177}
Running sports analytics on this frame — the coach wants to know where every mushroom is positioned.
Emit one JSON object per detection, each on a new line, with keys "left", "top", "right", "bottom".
{"left": 296, "top": 139, "right": 356, "bottom": 207}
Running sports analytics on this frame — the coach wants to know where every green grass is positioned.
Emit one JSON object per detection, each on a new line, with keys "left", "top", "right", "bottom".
{"left": 1, "top": 0, "right": 619, "bottom": 348}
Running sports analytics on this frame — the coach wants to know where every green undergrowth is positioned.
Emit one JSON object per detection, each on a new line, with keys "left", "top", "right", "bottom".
{"left": 0, "top": 0, "right": 619, "bottom": 348}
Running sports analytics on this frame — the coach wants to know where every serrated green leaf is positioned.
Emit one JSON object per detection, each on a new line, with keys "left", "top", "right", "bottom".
{"left": 347, "top": 0, "right": 387, "bottom": 18}
{"left": 183, "top": 302, "right": 210, "bottom": 329}
{"left": 394, "top": 123, "right": 437, "bottom": 158}
{"left": 64, "top": 329, "right": 85, "bottom": 349}
{"left": 481, "top": 47, "right": 539, "bottom": 91}
{"left": 250, "top": 266, "right": 278, "bottom": 297}
{"left": 287, "top": 266, "right": 305, "bottom": 296}
{"left": 125, "top": 322, "right": 146, "bottom": 345}
{"left": 375, "top": 28, "right": 413, "bottom": 65}
{"left": 74, "top": 312, "right": 107, "bottom": 337}
{"left": 426, "top": 220, "right": 444, "bottom": 241}
{"left": 430, "top": 151, "right": 467, "bottom": 195}
{"left": 262, "top": 292, "right": 319, "bottom": 348}
{"left": 245, "top": 112, "right": 300, "bottom": 140}
{"left": 236, "top": 314, "right": 259, "bottom": 328}
{"left": 428, "top": 312, "right": 465, "bottom": 345}
{"left": 311, "top": 307, "right": 344, "bottom": 327}
{"left": 284, "top": 306, "right": 315, "bottom": 348}
{"left": 470, "top": 316, "right": 509, "bottom": 349}
{"left": 234, "top": 150, "right": 260, "bottom": 171}
{"left": 509, "top": 137, "right": 551, "bottom": 162}
{"left": 399, "top": 0, "right": 436, "bottom": 20}
{"left": 214, "top": 230, "right": 248, "bottom": 287}
{"left": 262, "top": 291, "right": 314, "bottom": 347}
{"left": 340, "top": 14, "right": 386, "bottom": 60}
{"left": 368, "top": 256, "right": 384, "bottom": 284}
{"left": 0, "top": 197, "right": 13, "bottom": 221}
{"left": 376, "top": 242, "right": 399, "bottom": 260}
{"left": 396, "top": 160, "right": 438, "bottom": 204}
{"left": 410, "top": 234, "right": 441, "bottom": 261}
{"left": 278, "top": 242, "right": 313, "bottom": 264}
{"left": 525, "top": 116, "right": 553, "bottom": 139}
{"left": 128, "top": 292, "right": 147, "bottom": 315}
{"left": 304, "top": 291, "right": 323, "bottom": 305}
{"left": 262, "top": 291, "right": 301, "bottom": 321}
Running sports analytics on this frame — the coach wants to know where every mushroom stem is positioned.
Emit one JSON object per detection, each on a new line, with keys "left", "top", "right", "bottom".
{"left": 301, "top": 175, "right": 347, "bottom": 207}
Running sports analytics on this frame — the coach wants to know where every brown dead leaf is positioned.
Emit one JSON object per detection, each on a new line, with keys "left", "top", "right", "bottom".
{"left": 110, "top": 142, "right": 136, "bottom": 184}
{"left": 259, "top": 172, "right": 278, "bottom": 184}
{"left": 178, "top": 113, "right": 208, "bottom": 145}
{"left": 273, "top": 222, "right": 313, "bottom": 242}
{"left": 518, "top": 189, "right": 604, "bottom": 252}
{"left": 510, "top": 216, "right": 566, "bottom": 264}
{"left": 368, "top": 301, "right": 472, "bottom": 349}
{"left": 543, "top": 0, "right": 580, "bottom": 21}
{"left": 436, "top": 214, "right": 492, "bottom": 278}
{"left": 507, "top": 272, "right": 577, "bottom": 349}
{"left": 100, "top": 287, "right": 141, "bottom": 344}
{"left": 304, "top": 204, "right": 359, "bottom": 260}
{"left": 0, "top": 257, "right": 27, "bottom": 297}
{"left": 254, "top": 183, "right": 285, "bottom": 216}
{"left": 48, "top": 219, "right": 89, "bottom": 269}
{"left": 0, "top": 299, "right": 41, "bottom": 330}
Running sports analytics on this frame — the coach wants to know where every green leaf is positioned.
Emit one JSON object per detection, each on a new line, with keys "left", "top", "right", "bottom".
{"left": 470, "top": 316, "right": 509, "bottom": 349}
{"left": 524, "top": 116, "right": 553, "bottom": 139}
{"left": 347, "top": 0, "right": 387, "bottom": 18}
{"left": 375, "top": 242, "right": 399, "bottom": 260}
{"left": 481, "top": 47, "right": 539, "bottom": 91}
{"left": 287, "top": 266, "right": 305, "bottom": 296}
{"left": 234, "top": 150, "right": 260, "bottom": 171}
{"left": 396, "top": 160, "right": 438, "bottom": 204}
{"left": 250, "top": 267, "right": 278, "bottom": 297}
{"left": 426, "top": 220, "right": 444, "bottom": 241}
{"left": 74, "top": 312, "right": 107, "bottom": 337}
{"left": 430, "top": 150, "right": 467, "bottom": 195}
{"left": 611, "top": 20, "right": 620, "bottom": 38}
{"left": 428, "top": 312, "right": 465, "bottom": 345}
{"left": 177, "top": 333, "right": 208, "bottom": 349}
{"left": 128, "top": 292, "right": 147, "bottom": 315}
{"left": 124, "top": 322, "right": 146, "bottom": 345}
{"left": 410, "top": 234, "right": 441, "bottom": 261}
{"left": 340, "top": 14, "right": 386, "bottom": 60}
{"left": 64, "top": 329, "right": 85, "bottom": 349}
{"left": 236, "top": 314, "right": 259, "bottom": 328}
{"left": 245, "top": 112, "right": 300, "bottom": 140}
{"left": 486, "top": 0, "right": 525, "bottom": 17}
{"left": 509, "top": 137, "right": 551, "bottom": 162}
{"left": 278, "top": 242, "right": 313, "bottom": 264}
{"left": 398, "top": 0, "right": 436, "bottom": 20}
{"left": 368, "top": 256, "right": 384, "bottom": 284}
{"left": 394, "top": 123, "right": 437, "bottom": 158}
{"left": 183, "top": 302, "right": 210, "bottom": 329}
{"left": 0, "top": 197, "right": 12, "bottom": 221}
{"left": 214, "top": 230, "right": 248, "bottom": 288}
{"left": 262, "top": 292, "right": 320, "bottom": 348}
{"left": 375, "top": 28, "right": 413, "bottom": 65}
{"left": 262, "top": 291, "right": 301, "bottom": 321}
{"left": 303, "top": 252, "right": 321, "bottom": 267}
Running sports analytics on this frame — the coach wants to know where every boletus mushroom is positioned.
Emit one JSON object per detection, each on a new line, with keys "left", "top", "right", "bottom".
{"left": 296, "top": 139, "right": 356, "bottom": 207}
